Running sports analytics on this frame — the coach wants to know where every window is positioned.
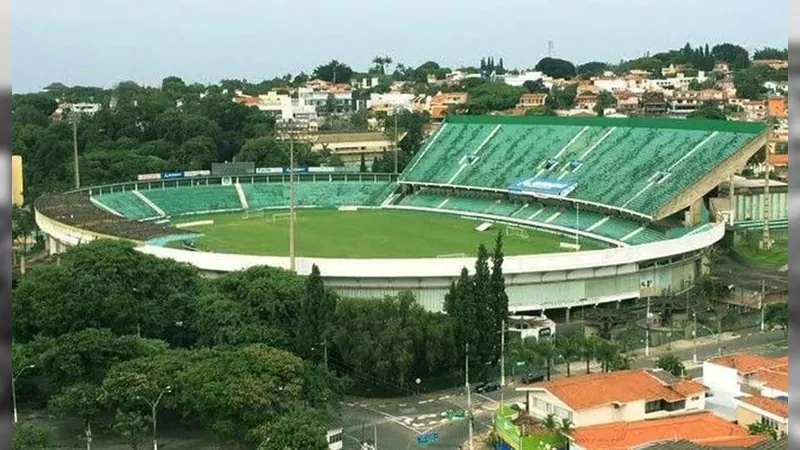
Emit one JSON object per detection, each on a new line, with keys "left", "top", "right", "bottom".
{"left": 645, "top": 400, "right": 662, "bottom": 414}
{"left": 761, "top": 416, "right": 779, "bottom": 429}
{"left": 691, "top": 396, "right": 700, "bottom": 401}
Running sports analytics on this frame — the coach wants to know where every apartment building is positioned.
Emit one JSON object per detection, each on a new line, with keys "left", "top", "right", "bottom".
{"left": 51, "top": 102, "right": 102, "bottom": 121}
{"left": 514, "top": 93, "right": 549, "bottom": 113}
{"left": 367, "top": 93, "right": 416, "bottom": 113}
{"left": 517, "top": 369, "right": 707, "bottom": 428}
{"left": 429, "top": 91, "right": 468, "bottom": 120}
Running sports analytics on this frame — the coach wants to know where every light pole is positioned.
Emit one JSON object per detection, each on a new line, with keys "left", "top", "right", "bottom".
{"left": 278, "top": 119, "right": 309, "bottom": 273}
{"left": 69, "top": 111, "right": 81, "bottom": 189}
{"left": 136, "top": 385, "right": 172, "bottom": 450}
{"left": 12, "top": 364, "right": 35, "bottom": 423}
{"left": 697, "top": 323, "right": 721, "bottom": 356}
{"left": 692, "top": 312, "right": 697, "bottom": 364}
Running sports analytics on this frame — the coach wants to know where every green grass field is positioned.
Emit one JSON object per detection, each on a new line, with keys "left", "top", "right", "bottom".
{"left": 170, "top": 209, "right": 604, "bottom": 258}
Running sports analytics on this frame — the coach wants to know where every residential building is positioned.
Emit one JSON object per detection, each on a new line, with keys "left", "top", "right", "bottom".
{"left": 570, "top": 411, "right": 765, "bottom": 450}
{"left": 661, "top": 64, "right": 687, "bottom": 77}
{"left": 751, "top": 59, "right": 788, "bottom": 70}
{"left": 51, "top": 102, "right": 102, "bottom": 121}
{"left": 645, "top": 436, "right": 788, "bottom": 450}
{"left": 233, "top": 91, "right": 317, "bottom": 121}
{"left": 507, "top": 315, "right": 555, "bottom": 341}
{"left": 429, "top": 91, "right": 468, "bottom": 120}
{"left": 645, "top": 72, "right": 708, "bottom": 91}
{"left": 670, "top": 92, "right": 702, "bottom": 115}
{"left": 767, "top": 96, "right": 788, "bottom": 118}
{"left": 713, "top": 62, "right": 731, "bottom": 74}
{"left": 352, "top": 76, "right": 380, "bottom": 90}
{"left": 516, "top": 369, "right": 707, "bottom": 428}
{"left": 763, "top": 81, "right": 789, "bottom": 95}
{"left": 514, "top": 93, "right": 549, "bottom": 113}
{"left": 366, "top": 93, "right": 416, "bottom": 113}
{"left": 298, "top": 86, "right": 357, "bottom": 115}
{"left": 11, "top": 155, "right": 22, "bottom": 207}
{"left": 575, "top": 93, "right": 599, "bottom": 111}
{"left": 309, "top": 131, "right": 407, "bottom": 167}
{"left": 734, "top": 395, "right": 788, "bottom": 437}
{"left": 701, "top": 352, "right": 787, "bottom": 414}
{"left": 641, "top": 91, "right": 668, "bottom": 115}
{"left": 500, "top": 70, "right": 546, "bottom": 87}
{"left": 614, "top": 91, "right": 640, "bottom": 113}
{"left": 593, "top": 77, "right": 628, "bottom": 92}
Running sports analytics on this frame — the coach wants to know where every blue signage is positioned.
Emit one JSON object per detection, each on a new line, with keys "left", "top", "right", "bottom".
{"left": 282, "top": 167, "right": 309, "bottom": 174}
{"left": 508, "top": 177, "right": 577, "bottom": 197}
{"left": 416, "top": 432, "right": 439, "bottom": 446}
{"left": 161, "top": 171, "right": 185, "bottom": 180}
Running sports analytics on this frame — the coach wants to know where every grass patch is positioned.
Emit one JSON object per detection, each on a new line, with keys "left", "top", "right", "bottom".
{"left": 170, "top": 209, "right": 605, "bottom": 258}
{"left": 733, "top": 229, "right": 788, "bottom": 268}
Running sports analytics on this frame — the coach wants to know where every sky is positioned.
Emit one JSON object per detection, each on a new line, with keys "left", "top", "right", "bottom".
{"left": 12, "top": 0, "right": 788, "bottom": 93}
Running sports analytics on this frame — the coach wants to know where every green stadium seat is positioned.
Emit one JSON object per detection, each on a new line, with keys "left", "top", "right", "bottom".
{"left": 94, "top": 192, "right": 160, "bottom": 220}
{"left": 141, "top": 186, "right": 242, "bottom": 216}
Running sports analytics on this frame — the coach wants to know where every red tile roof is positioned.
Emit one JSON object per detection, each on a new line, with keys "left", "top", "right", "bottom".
{"left": 572, "top": 411, "right": 764, "bottom": 450}
{"left": 737, "top": 395, "right": 789, "bottom": 419}
{"left": 535, "top": 370, "right": 705, "bottom": 411}
{"left": 755, "top": 369, "right": 788, "bottom": 393}
{"left": 707, "top": 353, "right": 783, "bottom": 375}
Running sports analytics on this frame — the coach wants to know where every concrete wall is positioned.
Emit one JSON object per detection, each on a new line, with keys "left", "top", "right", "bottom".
{"left": 702, "top": 362, "right": 741, "bottom": 410}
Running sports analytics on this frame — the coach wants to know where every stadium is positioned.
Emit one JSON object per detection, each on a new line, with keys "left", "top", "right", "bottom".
{"left": 35, "top": 115, "right": 770, "bottom": 315}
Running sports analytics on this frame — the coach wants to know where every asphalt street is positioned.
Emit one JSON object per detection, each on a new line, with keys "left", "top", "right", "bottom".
{"left": 340, "top": 329, "right": 787, "bottom": 450}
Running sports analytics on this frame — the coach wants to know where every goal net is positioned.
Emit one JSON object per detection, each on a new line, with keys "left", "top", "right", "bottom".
{"left": 272, "top": 212, "right": 293, "bottom": 224}
{"left": 242, "top": 210, "right": 265, "bottom": 220}
{"left": 506, "top": 226, "right": 529, "bottom": 239}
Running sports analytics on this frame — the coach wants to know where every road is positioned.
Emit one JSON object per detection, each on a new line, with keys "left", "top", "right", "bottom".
{"left": 340, "top": 329, "right": 787, "bottom": 449}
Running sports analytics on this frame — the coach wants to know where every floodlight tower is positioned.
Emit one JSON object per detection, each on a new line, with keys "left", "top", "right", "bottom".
{"left": 68, "top": 110, "right": 81, "bottom": 189}
{"left": 278, "top": 119, "right": 310, "bottom": 272}
{"left": 760, "top": 113, "right": 774, "bottom": 250}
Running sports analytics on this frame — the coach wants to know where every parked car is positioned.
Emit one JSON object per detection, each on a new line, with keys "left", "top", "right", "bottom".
{"left": 521, "top": 372, "right": 545, "bottom": 384}
{"left": 476, "top": 380, "right": 501, "bottom": 393}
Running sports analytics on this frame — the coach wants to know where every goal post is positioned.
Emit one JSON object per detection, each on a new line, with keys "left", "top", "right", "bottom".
{"left": 242, "top": 209, "right": 265, "bottom": 220}
{"left": 506, "top": 226, "right": 529, "bottom": 239}
{"left": 272, "top": 212, "right": 292, "bottom": 224}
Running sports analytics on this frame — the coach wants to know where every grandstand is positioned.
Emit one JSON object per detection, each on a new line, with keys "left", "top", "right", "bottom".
{"left": 34, "top": 115, "right": 770, "bottom": 313}
{"left": 401, "top": 116, "right": 767, "bottom": 220}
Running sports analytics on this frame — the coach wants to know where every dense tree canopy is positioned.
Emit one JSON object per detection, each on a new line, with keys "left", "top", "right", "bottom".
{"left": 534, "top": 57, "right": 577, "bottom": 79}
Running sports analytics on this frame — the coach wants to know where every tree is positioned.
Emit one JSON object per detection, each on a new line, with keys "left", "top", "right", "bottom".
{"left": 733, "top": 67, "right": 768, "bottom": 100}
{"left": 12, "top": 423, "right": 53, "bottom": 450}
{"left": 462, "top": 82, "right": 525, "bottom": 114}
{"left": 546, "top": 85, "right": 578, "bottom": 110}
{"left": 593, "top": 91, "right": 618, "bottom": 116}
{"left": 11, "top": 205, "right": 35, "bottom": 253}
{"left": 747, "top": 421, "right": 778, "bottom": 441}
{"left": 687, "top": 103, "right": 727, "bottom": 120}
{"left": 194, "top": 266, "right": 306, "bottom": 351}
{"left": 764, "top": 302, "right": 788, "bottom": 334}
{"left": 579, "top": 335, "right": 599, "bottom": 374}
{"left": 174, "top": 135, "right": 217, "bottom": 170}
{"left": 576, "top": 61, "right": 608, "bottom": 78}
{"left": 48, "top": 382, "right": 107, "bottom": 447}
{"left": 298, "top": 264, "right": 338, "bottom": 361}
{"left": 540, "top": 413, "right": 560, "bottom": 434}
{"left": 255, "top": 410, "right": 329, "bottom": 450}
{"left": 313, "top": 60, "right": 354, "bottom": 83}
{"left": 534, "top": 339, "right": 557, "bottom": 381}
{"left": 113, "top": 409, "right": 149, "bottom": 450}
{"left": 558, "top": 417, "right": 575, "bottom": 446}
{"left": 594, "top": 339, "right": 620, "bottom": 373}
{"left": 555, "top": 336, "right": 581, "bottom": 377}
{"left": 490, "top": 232, "right": 509, "bottom": 362}
{"left": 711, "top": 43, "right": 751, "bottom": 70}
{"left": 534, "top": 57, "right": 577, "bottom": 79}
{"left": 12, "top": 240, "right": 200, "bottom": 347}
{"left": 753, "top": 47, "right": 788, "bottom": 61}
{"left": 472, "top": 244, "right": 495, "bottom": 366}
{"left": 656, "top": 353, "right": 686, "bottom": 377}
{"left": 522, "top": 79, "right": 548, "bottom": 94}
{"left": 359, "top": 154, "right": 367, "bottom": 173}
{"left": 177, "top": 345, "right": 306, "bottom": 441}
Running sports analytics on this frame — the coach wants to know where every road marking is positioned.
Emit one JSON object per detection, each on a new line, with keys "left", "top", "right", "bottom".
{"left": 354, "top": 404, "right": 420, "bottom": 433}
{"left": 476, "top": 394, "right": 499, "bottom": 404}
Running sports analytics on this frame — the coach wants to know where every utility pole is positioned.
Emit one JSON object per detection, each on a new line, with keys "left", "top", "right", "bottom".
{"left": 373, "top": 424, "right": 378, "bottom": 450}
{"left": 466, "top": 343, "right": 473, "bottom": 450}
{"left": 692, "top": 312, "right": 697, "bottom": 364}
{"left": 323, "top": 338, "right": 329, "bottom": 368}
{"left": 393, "top": 108, "right": 399, "bottom": 174}
{"left": 289, "top": 123, "right": 296, "bottom": 272}
{"left": 70, "top": 112, "right": 81, "bottom": 189}
{"left": 500, "top": 320, "right": 506, "bottom": 387}
{"left": 760, "top": 114, "right": 773, "bottom": 250}
{"left": 645, "top": 296, "right": 651, "bottom": 357}
{"left": 760, "top": 279, "right": 766, "bottom": 332}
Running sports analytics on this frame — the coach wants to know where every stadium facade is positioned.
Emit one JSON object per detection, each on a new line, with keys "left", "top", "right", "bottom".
{"left": 35, "top": 116, "right": 774, "bottom": 314}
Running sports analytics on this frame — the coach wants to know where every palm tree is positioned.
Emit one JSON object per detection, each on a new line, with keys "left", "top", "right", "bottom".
{"left": 579, "top": 335, "right": 599, "bottom": 374}
{"left": 558, "top": 417, "right": 575, "bottom": 448}
{"left": 555, "top": 336, "right": 581, "bottom": 377}
{"left": 541, "top": 413, "right": 560, "bottom": 434}
{"left": 594, "top": 339, "right": 619, "bottom": 373}
{"left": 534, "top": 339, "right": 557, "bottom": 381}
{"left": 510, "top": 337, "right": 543, "bottom": 376}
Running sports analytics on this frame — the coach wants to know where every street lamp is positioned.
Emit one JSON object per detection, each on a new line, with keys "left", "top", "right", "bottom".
{"left": 697, "top": 323, "right": 722, "bottom": 356}
{"left": 12, "top": 364, "right": 35, "bottom": 423}
{"left": 136, "top": 385, "right": 172, "bottom": 450}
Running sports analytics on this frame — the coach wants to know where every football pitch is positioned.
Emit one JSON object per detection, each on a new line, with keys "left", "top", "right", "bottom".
{"left": 170, "top": 209, "right": 604, "bottom": 258}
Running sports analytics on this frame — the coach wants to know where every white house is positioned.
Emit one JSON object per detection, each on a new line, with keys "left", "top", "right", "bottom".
{"left": 366, "top": 93, "right": 416, "bottom": 112}
{"left": 701, "top": 353, "right": 787, "bottom": 412}
{"left": 516, "top": 369, "right": 707, "bottom": 428}
{"left": 500, "top": 71, "right": 546, "bottom": 87}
